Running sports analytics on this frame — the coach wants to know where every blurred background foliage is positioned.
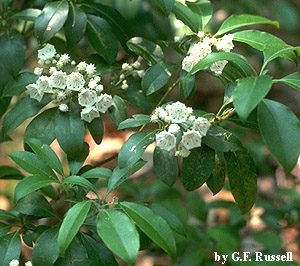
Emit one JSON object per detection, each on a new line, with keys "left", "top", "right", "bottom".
{"left": 0, "top": 0, "right": 299, "bottom": 265}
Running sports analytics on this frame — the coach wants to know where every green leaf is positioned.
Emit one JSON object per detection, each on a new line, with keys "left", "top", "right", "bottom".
{"left": 81, "top": 167, "right": 112, "bottom": 179}
{"left": 118, "top": 114, "right": 150, "bottom": 130}
{"left": 109, "top": 95, "right": 127, "bottom": 126}
{"left": 120, "top": 201, "right": 176, "bottom": 258}
{"left": 0, "top": 210, "right": 17, "bottom": 220}
{"left": 233, "top": 30, "right": 296, "bottom": 62}
{"left": 25, "top": 138, "right": 64, "bottom": 176}
{"left": 3, "top": 72, "right": 38, "bottom": 96}
{"left": 258, "top": 99, "right": 300, "bottom": 172}
{"left": 55, "top": 103, "right": 85, "bottom": 159}
{"left": 62, "top": 176, "right": 97, "bottom": 193}
{"left": 153, "top": 147, "right": 178, "bottom": 187}
{"left": 68, "top": 142, "right": 89, "bottom": 176}
{"left": 127, "top": 37, "right": 164, "bottom": 66}
{"left": 172, "top": 1, "right": 200, "bottom": 32}
{"left": 14, "top": 193, "right": 55, "bottom": 217}
{"left": 232, "top": 75, "right": 272, "bottom": 120}
{"left": 0, "top": 166, "right": 24, "bottom": 180}
{"left": 206, "top": 164, "right": 225, "bottom": 195}
{"left": 35, "top": 0, "right": 69, "bottom": 42}
{"left": 180, "top": 71, "right": 195, "bottom": 99}
{"left": 152, "top": 0, "right": 175, "bottom": 15}
{"left": 12, "top": 8, "right": 42, "bottom": 21}
{"left": 142, "top": 63, "right": 172, "bottom": 95}
{"left": 118, "top": 131, "right": 155, "bottom": 168}
{"left": 181, "top": 145, "right": 215, "bottom": 191}
{"left": 0, "top": 98, "right": 11, "bottom": 119}
{"left": 186, "top": 0, "right": 213, "bottom": 30}
{"left": 224, "top": 150, "right": 257, "bottom": 213}
{"left": 87, "top": 116, "right": 104, "bottom": 145}
{"left": 14, "top": 175, "right": 57, "bottom": 202}
{"left": 275, "top": 72, "right": 300, "bottom": 92}
{"left": 9, "top": 151, "right": 56, "bottom": 179}
{"left": 64, "top": 3, "right": 87, "bottom": 47}
{"left": 215, "top": 14, "right": 279, "bottom": 36}
{"left": 0, "top": 233, "right": 21, "bottom": 266}
{"left": 58, "top": 201, "right": 92, "bottom": 255}
{"left": 108, "top": 160, "right": 146, "bottom": 192}
{"left": 96, "top": 209, "right": 139, "bottom": 264}
{"left": 24, "top": 108, "right": 57, "bottom": 145}
{"left": 150, "top": 203, "right": 185, "bottom": 236}
{"left": 32, "top": 228, "right": 59, "bottom": 266}
{"left": 86, "top": 14, "right": 118, "bottom": 64}
{"left": 2, "top": 95, "right": 49, "bottom": 135}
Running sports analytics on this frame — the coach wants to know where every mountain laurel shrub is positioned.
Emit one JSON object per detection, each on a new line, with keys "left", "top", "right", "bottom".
{"left": 0, "top": 0, "right": 300, "bottom": 265}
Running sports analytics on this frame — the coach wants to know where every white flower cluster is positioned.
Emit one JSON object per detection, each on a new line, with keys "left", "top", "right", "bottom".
{"left": 9, "top": 260, "right": 32, "bottom": 266}
{"left": 182, "top": 31, "right": 234, "bottom": 75}
{"left": 26, "top": 44, "right": 113, "bottom": 123}
{"left": 151, "top": 102, "right": 211, "bottom": 157}
{"left": 118, "top": 59, "right": 145, "bottom": 90}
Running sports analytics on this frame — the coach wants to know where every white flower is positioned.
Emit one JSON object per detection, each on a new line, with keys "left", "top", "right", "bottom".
{"left": 34, "top": 67, "right": 43, "bottom": 76}
{"left": 81, "top": 106, "right": 100, "bottom": 123}
{"left": 85, "top": 63, "right": 96, "bottom": 76}
{"left": 38, "top": 44, "right": 56, "bottom": 60}
{"left": 120, "top": 73, "right": 125, "bottom": 80}
{"left": 197, "top": 31, "right": 205, "bottom": 38}
{"left": 192, "top": 117, "right": 210, "bottom": 136}
{"left": 50, "top": 70, "right": 67, "bottom": 89}
{"left": 137, "top": 70, "right": 145, "bottom": 78}
{"left": 215, "top": 34, "right": 234, "bottom": 52}
{"left": 66, "top": 72, "right": 85, "bottom": 91}
{"left": 155, "top": 131, "right": 177, "bottom": 151}
{"left": 122, "top": 63, "right": 132, "bottom": 71}
{"left": 49, "top": 66, "right": 57, "bottom": 74}
{"left": 56, "top": 61, "right": 64, "bottom": 69}
{"left": 132, "top": 61, "right": 141, "bottom": 68}
{"left": 189, "top": 39, "right": 211, "bottom": 59}
{"left": 210, "top": 60, "right": 228, "bottom": 76}
{"left": 77, "top": 61, "right": 87, "bottom": 71}
{"left": 56, "top": 90, "right": 67, "bottom": 101}
{"left": 95, "top": 94, "right": 113, "bottom": 113}
{"left": 58, "top": 53, "right": 70, "bottom": 65}
{"left": 181, "top": 129, "right": 202, "bottom": 150}
{"left": 121, "top": 80, "right": 128, "bottom": 90}
{"left": 26, "top": 83, "right": 44, "bottom": 102}
{"left": 154, "top": 107, "right": 169, "bottom": 122}
{"left": 71, "top": 60, "right": 76, "bottom": 66}
{"left": 168, "top": 124, "right": 181, "bottom": 134}
{"left": 95, "top": 84, "right": 104, "bottom": 93}
{"left": 59, "top": 103, "right": 69, "bottom": 112}
{"left": 165, "top": 102, "right": 193, "bottom": 123}
{"left": 182, "top": 54, "right": 199, "bottom": 72}
{"left": 88, "top": 79, "right": 98, "bottom": 89}
{"left": 9, "top": 259, "right": 19, "bottom": 266}
{"left": 25, "top": 262, "right": 33, "bottom": 266}
{"left": 150, "top": 113, "right": 159, "bottom": 122}
{"left": 175, "top": 143, "right": 191, "bottom": 158}
{"left": 36, "top": 75, "right": 51, "bottom": 92}
{"left": 78, "top": 89, "right": 98, "bottom": 107}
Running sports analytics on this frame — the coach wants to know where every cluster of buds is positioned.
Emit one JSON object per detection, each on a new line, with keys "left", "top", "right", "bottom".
{"left": 26, "top": 44, "right": 113, "bottom": 123}
{"left": 151, "top": 102, "right": 211, "bottom": 157}
{"left": 9, "top": 260, "right": 32, "bottom": 266}
{"left": 182, "top": 31, "right": 234, "bottom": 75}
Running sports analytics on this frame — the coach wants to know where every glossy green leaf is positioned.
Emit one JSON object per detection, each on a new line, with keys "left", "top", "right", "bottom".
{"left": 24, "top": 108, "right": 57, "bottom": 145}
{"left": 232, "top": 75, "right": 272, "bottom": 120}
{"left": 142, "top": 63, "right": 172, "bottom": 95}
{"left": 9, "top": 151, "right": 56, "bottom": 179}
{"left": 181, "top": 145, "right": 215, "bottom": 191}
{"left": 64, "top": 3, "right": 87, "bottom": 47}
{"left": 55, "top": 103, "right": 85, "bottom": 159}
{"left": 96, "top": 209, "right": 139, "bottom": 264}
{"left": 118, "top": 131, "right": 155, "bottom": 168}
{"left": 0, "top": 98, "right": 10, "bottom": 119}
{"left": 3, "top": 72, "right": 38, "bottom": 96}
{"left": 0, "top": 166, "right": 24, "bottom": 180}
{"left": 62, "top": 176, "right": 97, "bottom": 193}
{"left": 86, "top": 15, "right": 118, "bottom": 64}
{"left": 224, "top": 150, "right": 257, "bottom": 213}
{"left": 35, "top": 0, "right": 69, "bottom": 42}
{"left": 0, "top": 210, "right": 17, "bottom": 220}
{"left": 12, "top": 8, "right": 42, "bottom": 21}
{"left": 258, "top": 99, "right": 300, "bottom": 172}
{"left": 153, "top": 147, "right": 178, "bottom": 187}
{"left": 81, "top": 167, "right": 112, "bottom": 179}
{"left": 186, "top": 0, "right": 213, "bottom": 30}
{"left": 127, "top": 37, "right": 164, "bottom": 66}
{"left": 109, "top": 95, "right": 127, "bottom": 126}
{"left": 14, "top": 175, "right": 57, "bottom": 202}
{"left": 58, "top": 201, "right": 92, "bottom": 255}
{"left": 25, "top": 138, "right": 64, "bottom": 176}
{"left": 152, "top": 0, "right": 175, "bottom": 15}
{"left": 87, "top": 116, "right": 104, "bottom": 145}
{"left": 2, "top": 95, "right": 50, "bottom": 135}
{"left": 206, "top": 164, "right": 225, "bottom": 195}
{"left": 215, "top": 14, "right": 279, "bottom": 36}
{"left": 120, "top": 201, "right": 176, "bottom": 258}
{"left": 118, "top": 114, "right": 150, "bottom": 130}
{"left": 108, "top": 160, "right": 146, "bottom": 192}
{"left": 0, "top": 233, "right": 21, "bottom": 266}
{"left": 180, "top": 71, "right": 195, "bottom": 99}
{"left": 32, "top": 228, "right": 59, "bottom": 266}
{"left": 275, "top": 72, "right": 300, "bottom": 92}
